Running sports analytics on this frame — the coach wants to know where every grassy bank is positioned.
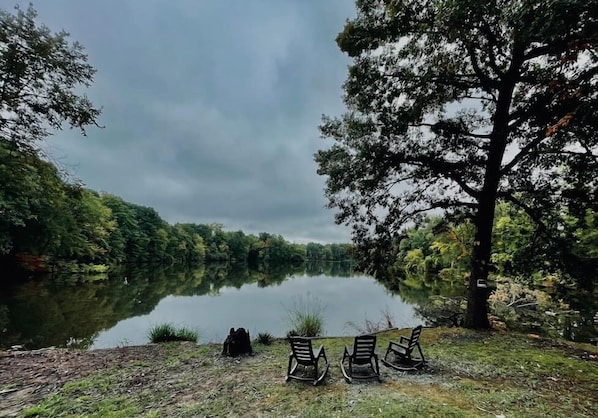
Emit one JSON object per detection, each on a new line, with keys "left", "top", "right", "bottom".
{"left": 6, "top": 327, "right": 598, "bottom": 417}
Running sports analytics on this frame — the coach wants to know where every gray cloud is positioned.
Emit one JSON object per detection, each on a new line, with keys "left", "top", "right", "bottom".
{"left": 21, "top": 0, "right": 356, "bottom": 243}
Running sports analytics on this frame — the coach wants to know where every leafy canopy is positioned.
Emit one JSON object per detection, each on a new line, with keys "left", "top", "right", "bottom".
{"left": 316, "top": 0, "right": 598, "bottom": 274}
{"left": 0, "top": 4, "right": 101, "bottom": 153}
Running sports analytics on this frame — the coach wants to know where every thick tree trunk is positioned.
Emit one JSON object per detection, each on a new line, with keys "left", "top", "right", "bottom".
{"left": 463, "top": 73, "right": 520, "bottom": 328}
{"left": 464, "top": 194, "right": 495, "bottom": 329}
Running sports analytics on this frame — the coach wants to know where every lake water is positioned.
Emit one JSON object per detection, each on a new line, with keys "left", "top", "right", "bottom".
{"left": 92, "top": 274, "right": 418, "bottom": 348}
{"left": 0, "top": 263, "right": 421, "bottom": 350}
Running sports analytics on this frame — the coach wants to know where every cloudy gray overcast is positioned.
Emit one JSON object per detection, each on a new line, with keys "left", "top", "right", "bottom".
{"left": 14, "top": 0, "right": 356, "bottom": 243}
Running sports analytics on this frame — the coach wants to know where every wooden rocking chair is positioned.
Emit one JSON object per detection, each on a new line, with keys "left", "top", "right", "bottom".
{"left": 382, "top": 325, "right": 427, "bottom": 371}
{"left": 285, "top": 337, "right": 329, "bottom": 386}
{"left": 340, "top": 334, "right": 381, "bottom": 383}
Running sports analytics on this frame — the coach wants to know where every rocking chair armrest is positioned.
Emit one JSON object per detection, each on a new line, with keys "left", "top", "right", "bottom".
{"left": 399, "top": 336, "right": 410, "bottom": 344}
{"left": 388, "top": 341, "right": 407, "bottom": 352}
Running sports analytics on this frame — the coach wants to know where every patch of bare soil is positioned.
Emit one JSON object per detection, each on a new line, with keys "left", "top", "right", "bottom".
{"left": 0, "top": 343, "right": 210, "bottom": 416}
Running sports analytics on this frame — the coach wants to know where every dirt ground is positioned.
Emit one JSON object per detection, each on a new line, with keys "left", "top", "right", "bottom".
{"left": 0, "top": 343, "right": 217, "bottom": 416}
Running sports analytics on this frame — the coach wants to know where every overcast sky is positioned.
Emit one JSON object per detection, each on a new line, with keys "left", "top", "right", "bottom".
{"left": 14, "top": 0, "right": 357, "bottom": 243}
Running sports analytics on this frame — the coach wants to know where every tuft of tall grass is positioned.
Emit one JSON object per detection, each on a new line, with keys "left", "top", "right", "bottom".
{"left": 256, "top": 332, "right": 274, "bottom": 345}
{"left": 147, "top": 323, "right": 198, "bottom": 343}
{"left": 285, "top": 295, "right": 325, "bottom": 337}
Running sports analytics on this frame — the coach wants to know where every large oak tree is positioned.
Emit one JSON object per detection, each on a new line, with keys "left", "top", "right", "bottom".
{"left": 316, "top": 0, "right": 598, "bottom": 328}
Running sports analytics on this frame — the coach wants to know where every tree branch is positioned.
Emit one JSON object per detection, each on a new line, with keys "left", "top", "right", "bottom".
{"left": 500, "top": 135, "right": 547, "bottom": 174}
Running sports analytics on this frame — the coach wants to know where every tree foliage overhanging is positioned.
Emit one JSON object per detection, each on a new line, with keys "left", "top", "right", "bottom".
{"left": 0, "top": 5, "right": 101, "bottom": 154}
{"left": 315, "top": 0, "right": 598, "bottom": 328}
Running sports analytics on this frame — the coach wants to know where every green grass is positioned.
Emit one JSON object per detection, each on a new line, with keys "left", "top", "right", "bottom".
{"left": 19, "top": 328, "right": 598, "bottom": 417}
{"left": 147, "top": 323, "right": 198, "bottom": 343}
{"left": 22, "top": 375, "right": 142, "bottom": 417}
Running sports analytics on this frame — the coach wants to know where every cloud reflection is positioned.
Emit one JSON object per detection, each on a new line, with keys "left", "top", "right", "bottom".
{"left": 92, "top": 274, "right": 418, "bottom": 348}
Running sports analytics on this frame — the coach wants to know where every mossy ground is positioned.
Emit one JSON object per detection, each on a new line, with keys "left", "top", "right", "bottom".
{"left": 2, "top": 327, "right": 596, "bottom": 417}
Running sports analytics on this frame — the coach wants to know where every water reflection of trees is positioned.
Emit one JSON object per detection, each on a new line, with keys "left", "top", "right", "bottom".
{"left": 377, "top": 272, "right": 467, "bottom": 303}
{"left": 3, "top": 261, "right": 594, "bottom": 349}
{"left": 388, "top": 271, "right": 597, "bottom": 343}
{"left": 305, "top": 260, "right": 354, "bottom": 277}
{"left": 0, "top": 261, "right": 357, "bottom": 349}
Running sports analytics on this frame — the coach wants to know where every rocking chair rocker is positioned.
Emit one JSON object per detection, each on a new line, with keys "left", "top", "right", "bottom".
{"left": 382, "top": 325, "right": 427, "bottom": 371}
{"left": 340, "top": 334, "right": 381, "bottom": 383}
{"left": 285, "top": 337, "right": 329, "bottom": 386}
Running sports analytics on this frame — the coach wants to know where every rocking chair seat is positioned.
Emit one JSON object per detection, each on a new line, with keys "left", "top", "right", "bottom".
{"left": 286, "top": 337, "right": 329, "bottom": 386}
{"left": 382, "top": 325, "right": 427, "bottom": 371}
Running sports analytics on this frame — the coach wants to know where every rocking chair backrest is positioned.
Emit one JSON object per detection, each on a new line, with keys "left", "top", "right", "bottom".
{"left": 289, "top": 337, "right": 316, "bottom": 365}
{"left": 407, "top": 325, "right": 423, "bottom": 351}
{"left": 352, "top": 335, "right": 377, "bottom": 364}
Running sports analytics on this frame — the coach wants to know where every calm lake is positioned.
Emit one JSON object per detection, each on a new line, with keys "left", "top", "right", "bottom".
{"left": 0, "top": 263, "right": 422, "bottom": 350}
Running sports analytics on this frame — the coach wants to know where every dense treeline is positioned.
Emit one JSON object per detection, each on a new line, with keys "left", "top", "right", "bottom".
{"left": 0, "top": 143, "right": 353, "bottom": 276}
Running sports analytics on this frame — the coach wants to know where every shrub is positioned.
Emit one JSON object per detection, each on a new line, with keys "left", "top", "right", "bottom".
{"left": 294, "top": 312, "right": 324, "bottom": 337}
{"left": 256, "top": 332, "right": 274, "bottom": 345}
{"left": 415, "top": 296, "right": 466, "bottom": 327}
{"left": 148, "top": 323, "right": 198, "bottom": 343}
{"left": 346, "top": 308, "right": 396, "bottom": 334}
